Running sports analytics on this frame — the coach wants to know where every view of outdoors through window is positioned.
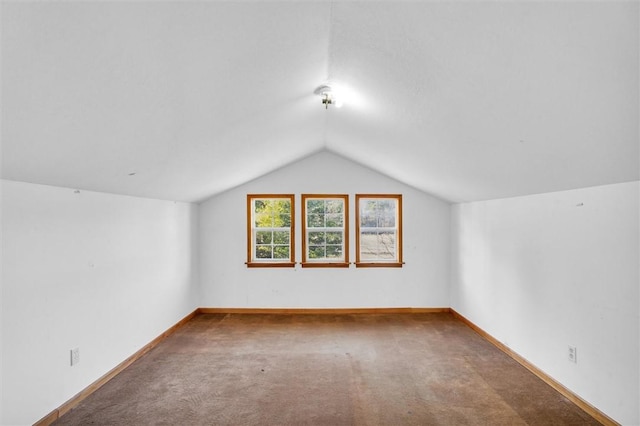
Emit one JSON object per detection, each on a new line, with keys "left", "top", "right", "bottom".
{"left": 357, "top": 196, "right": 401, "bottom": 264}
{"left": 252, "top": 197, "right": 292, "bottom": 262}
{"left": 304, "top": 196, "right": 347, "bottom": 264}
{"left": 247, "top": 194, "right": 400, "bottom": 267}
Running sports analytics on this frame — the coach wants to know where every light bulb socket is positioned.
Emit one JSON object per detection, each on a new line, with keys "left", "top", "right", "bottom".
{"left": 315, "top": 85, "right": 339, "bottom": 109}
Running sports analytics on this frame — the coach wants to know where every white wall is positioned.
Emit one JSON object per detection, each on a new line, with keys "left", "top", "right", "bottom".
{"left": 5, "top": 160, "right": 633, "bottom": 424}
{"left": 0, "top": 180, "right": 199, "bottom": 426}
{"left": 0, "top": 184, "right": 4, "bottom": 424}
{"left": 199, "top": 150, "right": 451, "bottom": 308}
{"left": 451, "top": 181, "right": 639, "bottom": 425}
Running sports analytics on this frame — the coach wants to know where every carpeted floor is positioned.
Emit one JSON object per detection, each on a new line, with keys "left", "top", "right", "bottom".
{"left": 53, "top": 313, "right": 600, "bottom": 425}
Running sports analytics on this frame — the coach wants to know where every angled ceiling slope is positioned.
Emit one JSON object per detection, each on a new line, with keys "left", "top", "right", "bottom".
{"left": 2, "top": 2, "right": 638, "bottom": 203}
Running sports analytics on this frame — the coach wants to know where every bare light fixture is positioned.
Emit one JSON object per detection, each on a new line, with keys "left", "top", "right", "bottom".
{"left": 314, "top": 85, "right": 342, "bottom": 109}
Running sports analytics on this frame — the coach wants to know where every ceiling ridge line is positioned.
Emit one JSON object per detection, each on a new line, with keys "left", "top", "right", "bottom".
{"left": 325, "top": 1, "right": 335, "bottom": 83}
{"left": 319, "top": 1, "right": 335, "bottom": 150}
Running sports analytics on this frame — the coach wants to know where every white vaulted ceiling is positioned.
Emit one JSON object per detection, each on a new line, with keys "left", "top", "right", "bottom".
{"left": 2, "top": 1, "right": 638, "bottom": 203}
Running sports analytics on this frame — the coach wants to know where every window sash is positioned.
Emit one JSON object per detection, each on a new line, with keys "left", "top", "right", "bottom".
{"left": 253, "top": 227, "right": 291, "bottom": 260}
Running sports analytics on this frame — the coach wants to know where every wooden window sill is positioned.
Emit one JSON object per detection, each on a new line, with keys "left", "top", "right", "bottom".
{"left": 355, "top": 262, "right": 404, "bottom": 268}
{"left": 246, "top": 262, "right": 296, "bottom": 268}
{"left": 301, "top": 262, "right": 350, "bottom": 268}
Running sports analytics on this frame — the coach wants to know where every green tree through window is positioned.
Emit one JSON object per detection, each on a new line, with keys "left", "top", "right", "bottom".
{"left": 247, "top": 195, "right": 295, "bottom": 267}
{"left": 302, "top": 194, "right": 349, "bottom": 267}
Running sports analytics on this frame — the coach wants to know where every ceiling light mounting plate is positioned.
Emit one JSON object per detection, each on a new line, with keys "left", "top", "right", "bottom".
{"left": 314, "top": 84, "right": 341, "bottom": 109}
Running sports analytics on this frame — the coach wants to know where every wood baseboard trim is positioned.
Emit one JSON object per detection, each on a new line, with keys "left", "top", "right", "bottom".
{"left": 34, "top": 308, "right": 199, "bottom": 426}
{"left": 450, "top": 309, "right": 619, "bottom": 426}
{"left": 32, "top": 409, "right": 58, "bottom": 426}
{"left": 197, "top": 307, "right": 451, "bottom": 315}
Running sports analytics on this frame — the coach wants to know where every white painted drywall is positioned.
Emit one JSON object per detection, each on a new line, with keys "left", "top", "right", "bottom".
{"left": 199, "top": 150, "right": 451, "bottom": 308}
{"left": 0, "top": 182, "right": 4, "bottom": 424}
{"left": 0, "top": 180, "right": 199, "bottom": 425}
{"left": 451, "top": 181, "right": 639, "bottom": 425}
{"left": 4, "top": 162, "right": 632, "bottom": 424}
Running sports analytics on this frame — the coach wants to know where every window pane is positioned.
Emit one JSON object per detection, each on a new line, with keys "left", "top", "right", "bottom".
{"left": 360, "top": 231, "right": 396, "bottom": 260}
{"left": 326, "top": 232, "right": 342, "bottom": 245}
{"left": 307, "top": 214, "right": 324, "bottom": 228}
{"left": 309, "top": 246, "right": 325, "bottom": 259}
{"left": 255, "top": 246, "right": 272, "bottom": 259}
{"left": 254, "top": 199, "right": 292, "bottom": 227}
{"left": 325, "top": 199, "right": 343, "bottom": 213}
{"left": 273, "top": 231, "right": 289, "bottom": 245}
{"left": 256, "top": 231, "right": 272, "bottom": 245}
{"left": 326, "top": 246, "right": 342, "bottom": 258}
{"left": 325, "top": 214, "right": 343, "bottom": 227}
{"left": 308, "top": 231, "right": 325, "bottom": 245}
{"left": 361, "top": 202, "right": 377, "bottom": 226}
{"left": 273, "top": 246, "right": 289, "bottom": 259}
{"left": 307, "top": 199, "right": 324, "bottom": 214}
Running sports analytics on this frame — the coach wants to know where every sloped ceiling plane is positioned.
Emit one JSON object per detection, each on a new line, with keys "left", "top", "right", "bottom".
{"left": 2, "top": 2, "right": 638, "bottom": 203}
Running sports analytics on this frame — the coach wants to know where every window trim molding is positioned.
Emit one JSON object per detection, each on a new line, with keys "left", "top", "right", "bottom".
{"left": 301, "top": 194, "right": 350, "bottom": 268}
{"left": 246, "top": 194, "right": 296, "bottom": 268}
{"left": 355, "top": 194, "right": 403, "bottom": 268}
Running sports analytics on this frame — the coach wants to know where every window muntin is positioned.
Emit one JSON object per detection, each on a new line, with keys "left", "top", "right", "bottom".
{"left": 247, "top": 194, "right": 295, "bottom": 267}
{"left": 356, "top": 194, "right": 403, "bottom": 267}
{"left": 301, "top": 194, "right": 349, "bottom": 267}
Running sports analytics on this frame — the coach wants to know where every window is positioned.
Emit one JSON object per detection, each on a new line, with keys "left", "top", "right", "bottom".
{"left": 355, "top": 194, "right": 403, "bottom": 267}
{"left": 301, "top": 194, "right": 349, "bottom": 267}
{"left": 247, "top": 194, "right": 295, "bottom": 267}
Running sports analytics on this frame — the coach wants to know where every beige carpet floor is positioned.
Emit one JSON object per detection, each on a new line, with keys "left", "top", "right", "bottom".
{"left": 53, "top": 313, "right": 600, "bottom": 425}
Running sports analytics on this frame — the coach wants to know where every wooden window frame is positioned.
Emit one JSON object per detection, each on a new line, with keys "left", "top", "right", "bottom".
{"left": 301, "top": 194, "right": 349, "bottom": 268}
{"left": 355, "top": 194, "right": 403, "bottom": 268}
{"left": 246, "top": 194, "right": 295, "bottom": 268}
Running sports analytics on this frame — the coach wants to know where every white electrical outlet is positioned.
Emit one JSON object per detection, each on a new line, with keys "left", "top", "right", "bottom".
{"left": 70, "top": 348, "right": 80, "bottom": 366}
{"left": 568, "top": 345, "right": 577, "bottom": 363}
